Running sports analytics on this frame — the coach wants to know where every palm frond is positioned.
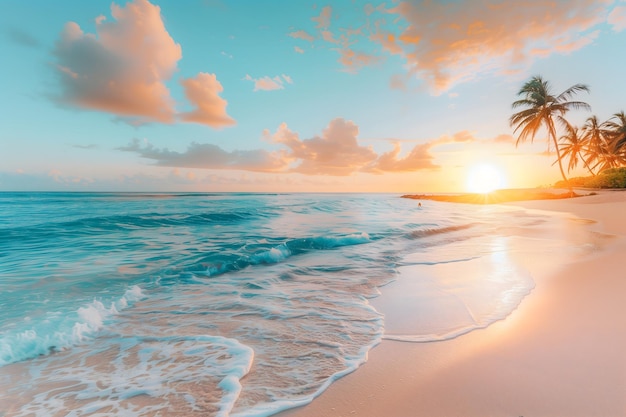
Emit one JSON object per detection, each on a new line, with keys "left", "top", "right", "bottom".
{"left": 563, "top": 100, "right": 592, "bottom": 112}
{"left": 556, "top": 84, "right": 590, "bottom": 101}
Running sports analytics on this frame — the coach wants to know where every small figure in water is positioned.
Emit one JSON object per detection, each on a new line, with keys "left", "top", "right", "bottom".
{"left": 418, "top": 202, "right": 422, "bottom": 207}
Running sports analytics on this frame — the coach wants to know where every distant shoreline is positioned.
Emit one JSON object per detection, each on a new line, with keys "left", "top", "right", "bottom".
{"left": 402, "top": 188, "right": 588, "bottom": 204}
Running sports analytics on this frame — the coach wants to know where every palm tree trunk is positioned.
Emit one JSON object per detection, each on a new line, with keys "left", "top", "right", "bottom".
{"left": 581, "top": 156, "right": 595, "bottom": 176}
{"left": 551, "top": 134, "right": 568, "bottom": 182}
{"left": 551, "top": 132, "right": 573, "bottom": 194}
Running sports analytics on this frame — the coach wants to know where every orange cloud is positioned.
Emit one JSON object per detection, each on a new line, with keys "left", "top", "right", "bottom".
{"left": 53, "top": 0, "right": 181, "bottom": 123}
{"left": 312, "top": 6, "right": 332, "bottom": 29}
{"left": 373, "top": 0, "right": 611, "bottom": 93}
{"left": 288, "top": 5, "right": 375, "bottom": 73}
{"left": 288, "top": 30, "right": 314, "bottom": 42}
{"left": 364, "top": 130, "right": 484, "bottom": 173}
{"left": 179, "top": 72, "right": 235, "bottom": 128}
{"left": 370, "top": 31, "right": 404, "bottom": 55}
{"left": 321, "top": 30, "right": 339, "bottom": 44}
{"left": 289, "top": 1, "right": 612, "bottom": 90}
{"left": 338, "top": 49, "right": 381, "bottom": 72}
{"left": 365, "top": 143, "right": 438, "bottom": 173}
{"left": 119, "top": 119, "right": 482, "bottom": 176}
{"left": 269, "top": 119, "right": 378, "bottom": 175}
{"left": 53, "top": 0, "right": 234, "bottom": 128}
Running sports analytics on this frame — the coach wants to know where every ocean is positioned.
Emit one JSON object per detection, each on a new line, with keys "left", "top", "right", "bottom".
{"left": 0, "top": 192, "right": 589, "bottom": 416}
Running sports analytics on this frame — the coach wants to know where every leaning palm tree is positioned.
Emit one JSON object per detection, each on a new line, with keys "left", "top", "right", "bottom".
{"left": 582, "top": 115, "right": 609, "bottom": 175}
{"left": 559, "top": 120, "right": 593, "bottom": 175}
{"left": 605, "top": 111, "right": 626, "bottom": 152}
{"left": 510, "top": 76, "right": 591, "bottom": 183}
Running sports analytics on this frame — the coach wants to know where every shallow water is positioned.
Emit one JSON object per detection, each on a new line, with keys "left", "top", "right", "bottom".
{"left": 0, "top": 192, "right": 590, "bottom": 416}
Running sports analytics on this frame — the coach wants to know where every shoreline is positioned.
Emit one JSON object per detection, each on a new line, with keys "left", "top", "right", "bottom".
{"left": 401, "top": 187, "right": 589, "bottom": 205}
{"left": 278, "top": 190, "right": 626, "bottom": 417}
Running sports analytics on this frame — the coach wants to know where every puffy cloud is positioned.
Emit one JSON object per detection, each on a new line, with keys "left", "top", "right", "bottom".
{"left": 364, "top": 130, "right": 480, "bottom": 173}
{"left": 374, "top": 0, "right": 611, "bottom": 93}
{"left": 365, "top": 143, "right": 438, "bottom": 173}
{"left": 179, "top": 72, "right": 235, "bottom": 128}
{"left": 244, "top": 74, "right": 293, "bottom": 91}
{"left": 608, "top": 5, "right": 626, "bottom": 31}
{"left": 53, "top": 0, "right": 182, "bottom": 123}
{"left": 52, "top": 0, "right": 234, "bottom": 128}
{"left": 268, "top": 119, "right": 378, "bottom": 175}
{"left": 294, "top": 46, "right": 305, "bottom": 54}
{"left": 118, "top": 138, "right": 289, "bottom": 172}
{"left": 118, "top": 119, "right": 479, "bottom": 176}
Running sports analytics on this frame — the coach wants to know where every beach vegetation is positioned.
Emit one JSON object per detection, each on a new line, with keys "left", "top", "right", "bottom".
{"left": 555, "top": 167, "right": 626, "bottom": 189}
{"left": 511, "top": 76, "right": 626, "bottom": 187}
{"left": 510, "top": 75, "right": 590, "bottom": 183}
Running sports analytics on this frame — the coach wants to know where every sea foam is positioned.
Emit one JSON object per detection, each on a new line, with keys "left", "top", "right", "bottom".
{"left": 0, "top": 285, "right": 145, "bottom": 366}
{"left": 11, "top": 335, "right": 254, "bottom": 417}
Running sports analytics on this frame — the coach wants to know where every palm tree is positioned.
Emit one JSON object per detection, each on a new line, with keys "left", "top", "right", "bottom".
{"left": 605, "top": 111, "right": 626, "bottom": 151}
{"left": 595, "top": 138, "right": 624, "bottom": 172}
{"left": 582, "top": 115, "right": 609, "bottom": 175}
{"left": 559, "top": 120, "right": 593, "bottom": 175}
{"left": 510, "top": 76, "right": 591, "bottom": 183}
{"left": 583, "top": 112, "right": 626, "bottom": 172}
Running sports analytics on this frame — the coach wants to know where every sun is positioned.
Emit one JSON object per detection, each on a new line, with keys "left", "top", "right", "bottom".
{"left": 466, "top": 164, "right": 505, "bottom": 193}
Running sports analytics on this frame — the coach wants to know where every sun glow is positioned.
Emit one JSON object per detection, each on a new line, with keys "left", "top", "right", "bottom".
{"left": 466, "top": 164, "right": 505, "bottom": 193}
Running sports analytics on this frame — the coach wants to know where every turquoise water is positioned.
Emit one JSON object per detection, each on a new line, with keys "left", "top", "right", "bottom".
{"left": 0, "top": 192, "right": 577, "bottom": 416}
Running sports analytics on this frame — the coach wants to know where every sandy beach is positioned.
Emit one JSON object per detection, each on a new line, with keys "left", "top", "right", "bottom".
{"left": 279, "top": 190, "right": 626, "bottom": 417}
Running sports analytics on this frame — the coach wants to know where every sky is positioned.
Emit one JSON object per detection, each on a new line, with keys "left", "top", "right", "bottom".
{"left": 1, "top": 0, "right": 625, "bottom": 192}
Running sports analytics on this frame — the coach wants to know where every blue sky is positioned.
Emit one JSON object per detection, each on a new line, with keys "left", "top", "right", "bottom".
{"left": 1, "top": 0, "right": 625, "bottom": 192}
